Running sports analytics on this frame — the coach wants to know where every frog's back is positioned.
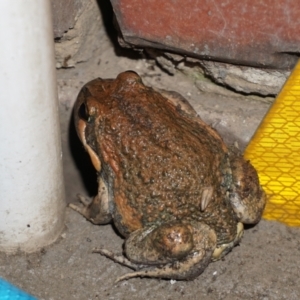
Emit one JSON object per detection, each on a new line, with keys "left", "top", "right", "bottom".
{"left": 86, "top": 72, "right": 236, "bottom": 241}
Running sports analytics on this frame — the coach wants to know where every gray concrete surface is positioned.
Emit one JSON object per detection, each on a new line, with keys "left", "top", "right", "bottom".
{"left": 1, "top": 33, "right": 300, "bottom": 300}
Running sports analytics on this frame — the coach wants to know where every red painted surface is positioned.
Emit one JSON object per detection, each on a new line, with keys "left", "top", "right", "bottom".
{"left": 111, "top": 0, "right": 300, "bottom": 69}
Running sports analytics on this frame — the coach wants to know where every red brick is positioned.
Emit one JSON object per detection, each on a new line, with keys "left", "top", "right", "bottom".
{"left": 111, "top": 0, "right": 300, "bottom": 69}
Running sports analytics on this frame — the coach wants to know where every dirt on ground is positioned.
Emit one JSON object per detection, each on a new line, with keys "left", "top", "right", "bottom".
{"left": 1, "top": 29, "right": 300, "bottom": 300}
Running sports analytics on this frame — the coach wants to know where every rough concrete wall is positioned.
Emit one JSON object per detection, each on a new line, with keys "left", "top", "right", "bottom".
{"left": 51, "top": 0, "right": 82, "bottom": 38}
{"left": 146, "top": 49, "right": 289, "bottom": 96}
{"left": 52, "top": 0, "right": 107, "bottom": 69}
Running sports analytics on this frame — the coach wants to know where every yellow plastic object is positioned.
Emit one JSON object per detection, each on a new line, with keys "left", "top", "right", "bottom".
{"left": 244, "top": 60, "right": 300, "bottom": 226}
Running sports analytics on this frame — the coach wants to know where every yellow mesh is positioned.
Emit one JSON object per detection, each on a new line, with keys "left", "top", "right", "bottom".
{"left": 244, "top": 60, "right": 300, "bottom": 226}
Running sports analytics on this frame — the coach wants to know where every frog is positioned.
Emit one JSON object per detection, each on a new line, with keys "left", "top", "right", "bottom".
{"left": 69, "top": 70, "right": 266, "bottom": 282}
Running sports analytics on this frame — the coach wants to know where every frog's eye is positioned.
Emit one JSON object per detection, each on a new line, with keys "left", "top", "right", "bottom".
{"left": 78, "top": 102, "right": 95, "bottom": 123}
{"left": 78, "top": 103, "right": 89, "bottom": 121}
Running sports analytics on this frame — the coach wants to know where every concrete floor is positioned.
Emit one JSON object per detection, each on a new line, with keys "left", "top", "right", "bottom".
{"left": 1, "top": 33, "right": 300, "bottom": 300}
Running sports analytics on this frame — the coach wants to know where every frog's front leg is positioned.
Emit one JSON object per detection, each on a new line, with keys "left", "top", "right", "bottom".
{"left": 211, "top": 222, "right": 244, "bottom": 261}
{"left": 95, "top": 221, "right": 217, "bottom": 282}
{"left": 69, "top": 176, "right": 112, "bottom": 224}
{"left": 229, "top": 155, "right": 266, "bottom": 224}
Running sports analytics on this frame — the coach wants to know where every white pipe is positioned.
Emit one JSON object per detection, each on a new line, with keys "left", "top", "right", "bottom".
{"left": 0, "top": 0, "right": 65, "bottom": 253}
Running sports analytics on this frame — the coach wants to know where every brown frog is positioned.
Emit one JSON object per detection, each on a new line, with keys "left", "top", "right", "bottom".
{"left": 70, "top": 71, "right": 265, "bottom": 281}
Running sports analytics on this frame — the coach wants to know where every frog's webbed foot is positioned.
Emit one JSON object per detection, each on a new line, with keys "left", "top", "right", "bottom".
{"left": 69, "top": 177, "right": 112, "bottom": 224}
{"left": 97, "top": 221, "right": 217, "bottom": 282}
{"left": 229, "top": 154, "right": 266, "bottom": 224}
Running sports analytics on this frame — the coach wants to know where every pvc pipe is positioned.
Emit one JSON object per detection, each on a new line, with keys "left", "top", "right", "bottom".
{"left": 0, "top": 0, "right": 65, "bottom": 253}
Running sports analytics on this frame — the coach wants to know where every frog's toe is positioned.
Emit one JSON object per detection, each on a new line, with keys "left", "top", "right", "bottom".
{"left": 69, "top": 194, "right": 91, "bottom": 211}
{"left": 68, "top": 194, "right": 92, "bottom": 217}
{"left": 76, "top": 193, "right": 92, "bottom": 206}
{"left": 114, "top": 267, "right": 177, "bottom": 283}
{"left": 93, "top": 248, "right": 140, "bottom": 270}
{"left": 115, "top": 272, "right": 139, "bottom": 283}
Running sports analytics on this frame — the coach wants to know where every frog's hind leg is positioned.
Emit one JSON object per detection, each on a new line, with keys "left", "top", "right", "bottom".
{"left": 99, "top": 221, "right": 217, "bottom": 282}
{"left": 229, "top": 155, "right": 266, "bottom": 224}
